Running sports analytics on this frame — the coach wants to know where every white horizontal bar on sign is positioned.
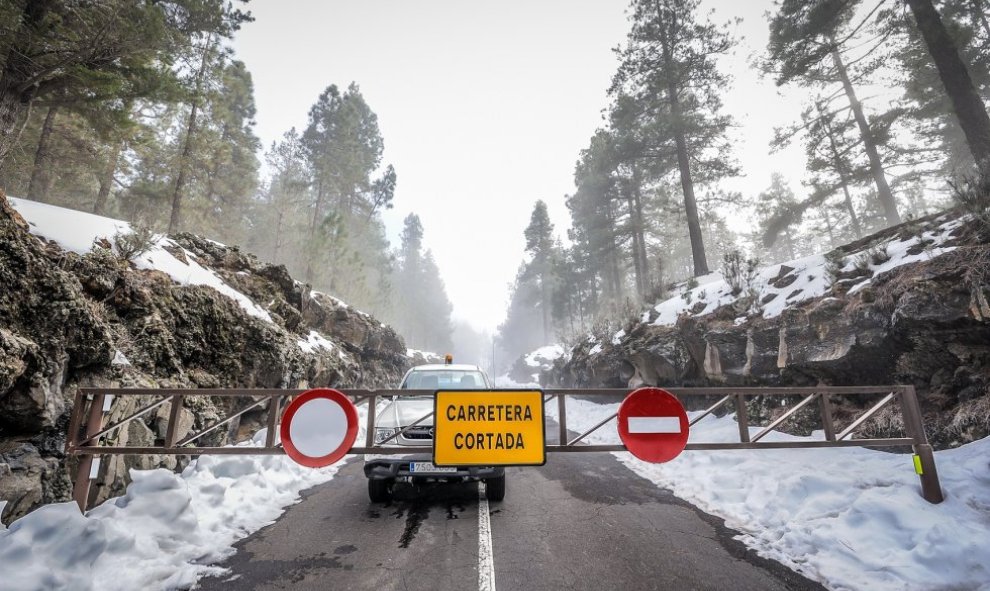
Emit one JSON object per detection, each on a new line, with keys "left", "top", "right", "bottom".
{"left": 628, "top": 417, "right": 681, "bottom": 434}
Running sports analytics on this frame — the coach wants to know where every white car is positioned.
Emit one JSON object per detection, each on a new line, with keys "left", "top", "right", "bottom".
{"left": 363, "top": 363, "right": 506, "bottom": 502}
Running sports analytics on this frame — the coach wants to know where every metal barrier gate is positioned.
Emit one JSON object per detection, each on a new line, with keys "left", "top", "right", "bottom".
{"left": 66, "top": 385, "right": 944, "bottom": 509}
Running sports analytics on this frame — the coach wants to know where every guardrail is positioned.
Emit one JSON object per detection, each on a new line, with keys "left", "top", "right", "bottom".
{"left": 66, "top": 385, "right": 943, "bottom": 509}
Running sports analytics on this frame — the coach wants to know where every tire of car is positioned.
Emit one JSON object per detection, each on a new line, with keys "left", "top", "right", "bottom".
{"left": 484, "top": 473, "right": 505, "bottom": 502}
{"left": 368, "top": 478, "right": 393, "bottom": 503}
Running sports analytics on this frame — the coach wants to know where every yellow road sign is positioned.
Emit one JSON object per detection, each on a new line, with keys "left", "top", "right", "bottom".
{"left": 433, "top": 390, "right": 546, "bottom": 466}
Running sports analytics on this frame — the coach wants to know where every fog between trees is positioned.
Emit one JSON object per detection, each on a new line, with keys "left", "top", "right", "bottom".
{"left": 495, "top": 0, "right": 990, "bottom": 365}
{"left": 0, "top": 1, "right": 988, "bottom": 370}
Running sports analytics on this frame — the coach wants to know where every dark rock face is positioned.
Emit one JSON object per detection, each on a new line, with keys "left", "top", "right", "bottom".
{"left": 0, "top": 194, "right": 411, "bottom": 523}
{"left": 546, "top": 214, "right": 990, "bottom": 450}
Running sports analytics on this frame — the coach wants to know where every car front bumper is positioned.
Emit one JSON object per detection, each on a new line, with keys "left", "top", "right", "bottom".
{"left": 363, "top": 455, "right": 504, "bottom": 481}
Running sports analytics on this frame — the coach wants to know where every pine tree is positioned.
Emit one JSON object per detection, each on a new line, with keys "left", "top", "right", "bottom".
{"left": 524, "top": 200, "right": 557, "bottom": 344}
{"left": 496, "top": 263, "right": 546, "bottom": 363}
{"left": 388, "top": 214, "right": 454, "bottom": 352}
{"left": 888, "top": 1, "right": 990, "bottom": 177}
{"left": 903, "top": 0, "right": 990, "bottom": 175}
{"left": 0, "top": 0, "right": 250, "bottom": 167}
{"left": 766, "top": 0, "right": 902, "bottom": 225}
{"left": 251, "top": 129, "right": 310, "bottom": 264}
{"left": 300, "top": 83, "right": 390, "bottom": 286}
{"left": 753, "top": 173, "right": 805, "bottom": 263}
{"left": 612, "top": 0, "right": 739, "bottom": 276}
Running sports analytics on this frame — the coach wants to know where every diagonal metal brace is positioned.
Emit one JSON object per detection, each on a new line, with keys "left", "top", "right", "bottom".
{"left": 751, "top": 393, "right": 819, "bottom": 443}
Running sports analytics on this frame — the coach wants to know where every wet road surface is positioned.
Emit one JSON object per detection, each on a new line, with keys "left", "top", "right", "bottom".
{"left": 196, "top": 421, "right": 826, "bottom": 591}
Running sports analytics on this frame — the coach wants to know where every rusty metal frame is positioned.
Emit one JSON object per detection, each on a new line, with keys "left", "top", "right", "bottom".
{"left": 66, "top": 385, "right": 944, "bottom": 510}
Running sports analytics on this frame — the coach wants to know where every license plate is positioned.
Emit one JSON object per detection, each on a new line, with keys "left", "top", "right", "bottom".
{"left": 409, "top": 462, "right": 457, "bottom": 473}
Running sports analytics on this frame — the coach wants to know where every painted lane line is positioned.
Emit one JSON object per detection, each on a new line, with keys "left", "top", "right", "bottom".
{"left": 478, "top": 482, "right": 496, "bottom": 591}
{"left": 627, "top": 417, "right": 682, "bottom": 434}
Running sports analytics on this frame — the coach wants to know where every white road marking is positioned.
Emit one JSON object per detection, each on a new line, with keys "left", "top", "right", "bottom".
{"left": 628, "top": 417, "right": 681, "bottom": 434}
{"left": 478, "top": 482, "right": 497, "bottom": 591}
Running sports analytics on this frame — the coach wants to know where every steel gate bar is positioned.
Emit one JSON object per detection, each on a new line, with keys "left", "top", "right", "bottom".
{"left": 688, "top": 394, "right": 733, "bottom": 427}
{"left": 66, "top": 384, "right": 945, "bottom": 508}
{"left": 77, "top": 396, "right": 171, "bottom": 445}
{"left": 837, "top": 392, "right": 896, "bottom": 440}
{"left": 751, "top": 394, "right": 820, "bottom": 443}
{"left": 566, "top": 412, "right": 618, "bottom": 447}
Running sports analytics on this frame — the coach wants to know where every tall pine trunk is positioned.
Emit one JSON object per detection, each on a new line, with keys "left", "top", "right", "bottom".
{"left": 820, "top": 205, "right": 837, "bottom": 246}
{"left": 305, "top": 178, "right": 327, "bottom": 284}
{"left": 831, "top": 47, "right": 901, "bottom": 226}
{"left": 906, "top": 0, "right": 990, "bottom": 175}
{"left": 540, "top": 269, "right": 552, "bottom": 344}
{"left": 783, "top": 228, "right": 796, "bottom": 260}
{"left": 658, "top": 9, "right": 709, "bottom": 276}
{"left": 93, "top": 139, "right": 122, "bottom": 214}
{"left": 631, "top": 165, "right": 650, "bottom": 299}
{"left": 168, "top": 36, "right": 215, "bottom": 234}
{"left": 626, "top": 189, "right": 645, "bottom": 301}
{"left": 821, "top": 110, "right": 864, "bottom": 237}
{"left": 0, "top": 89, "right": 25, "bottom": 167}
{"left": 0, "top": 2, "right": 50, "bottom": 167}
{"left": 605, "top": 199, "right": 624, "bottom": 304}
{"left": 27, "top": 105, "right": 58, "bottom": 201}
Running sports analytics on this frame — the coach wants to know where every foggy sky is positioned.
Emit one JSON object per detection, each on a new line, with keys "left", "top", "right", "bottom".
{"left": 233, "top": 0, "right": 810, "bottom": 333}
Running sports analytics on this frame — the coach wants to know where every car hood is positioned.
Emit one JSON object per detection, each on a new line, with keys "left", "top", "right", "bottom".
{"left": 376, "top": 398, "right": 434, "bottom": 429}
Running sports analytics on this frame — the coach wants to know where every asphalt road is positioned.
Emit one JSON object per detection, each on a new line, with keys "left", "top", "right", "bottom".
{"left": 196, "top": 425, "right": 826, "bottom": 591}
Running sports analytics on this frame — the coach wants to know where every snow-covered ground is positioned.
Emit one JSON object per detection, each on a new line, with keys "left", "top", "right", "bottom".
{"left": 2, "top": 391, "right": 986, "bottom": 590}
{"left": 545, "top": 400, "right": 990, "bottom": 591}
{"left": 9, "top": 197, "right": 272, "bottom": 322}
{"left": 5, "top": 198, "right": 984, "bottom": 589}
{"left": 0, "top": 401, "right": 381, "bottom": 591}
{"left": 496, "top": 343, "right": 570, "bottom": 385}
{"left": 650, "top": 216, "right": 962, "bottom": 327}
{"left": 578, "top": 215, "right": 966, "bottom": 352}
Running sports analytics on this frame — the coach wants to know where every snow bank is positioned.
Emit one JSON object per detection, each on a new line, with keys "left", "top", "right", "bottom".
{"left": 497, "top": 344, "right": 569, "bottom": 387}
{"left": 524, "top": 344, "right": 568, "bottom": 367}
{"left": 648, "top": 216, "right": 962, "bottom": 328}
{"left": 548, "top": 400, "right": 990, "bottom": 591}
{"left": 297, "top": 330, "right": 347, "bottom": 360}
{"left": 0, "top": 402, "right": 379, "bottom": 591}
{"left": 9, "top": 197, "right": 272, "bottom": 322}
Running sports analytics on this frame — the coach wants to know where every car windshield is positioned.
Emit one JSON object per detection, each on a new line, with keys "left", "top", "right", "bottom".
{"left": 402, "top": 370, "right": 487, "bottom": 391}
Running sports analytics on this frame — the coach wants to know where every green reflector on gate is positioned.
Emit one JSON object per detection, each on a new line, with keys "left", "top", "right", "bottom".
{"left": 913, "top": 454, "right": 924, "bottom": 475}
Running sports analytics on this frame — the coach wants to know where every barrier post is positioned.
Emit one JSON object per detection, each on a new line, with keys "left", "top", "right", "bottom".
{"left": 72, "top": 392, "right": 106, "bottom": 512}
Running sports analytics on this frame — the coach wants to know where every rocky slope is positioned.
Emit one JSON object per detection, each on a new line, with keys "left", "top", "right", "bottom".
{"left": 544, "top": 210, "right": 990, "bottom": 449}
{"left": 0, "top": 194, "right": 411, "bottom": 523}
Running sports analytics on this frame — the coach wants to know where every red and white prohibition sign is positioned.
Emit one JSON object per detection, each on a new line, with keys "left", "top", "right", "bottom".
{"left": 280, "top": 388, "right": 358, "bottom": 468}
{"left": 617, "top": 387, "right": 689, "bottom": 463}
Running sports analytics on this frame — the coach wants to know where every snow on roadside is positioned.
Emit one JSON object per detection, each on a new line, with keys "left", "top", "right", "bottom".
{"left": 9, "top": 197, "right": 272, "bottom": 322}
{"left": 547, "top": 399, "right": 990, "bottom": 591}
{"left": 649, "top": 215, "right": 962, "bottom": 327}
{"left": 0, "top": 401, "right": 382, "bottom": 591}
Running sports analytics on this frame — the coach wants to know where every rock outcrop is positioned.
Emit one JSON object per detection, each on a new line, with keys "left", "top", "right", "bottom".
{"left": 546, "top": 212, "right": 990, "bottom": 449}
{"left": 0, "top": 194, "right": 410, "bottom": 523}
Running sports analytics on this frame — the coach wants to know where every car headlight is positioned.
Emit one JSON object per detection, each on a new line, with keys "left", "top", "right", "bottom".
{"left": 374, "top": 427, "right": 400, "bottom": 444}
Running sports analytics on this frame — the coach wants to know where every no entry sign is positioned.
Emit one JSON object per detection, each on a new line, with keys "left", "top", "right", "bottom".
{"left": 280, "top": 388, "right": 358, "bottom": 468}
{"left": 617, "top": 387, "right": 689, "bottom": 463}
